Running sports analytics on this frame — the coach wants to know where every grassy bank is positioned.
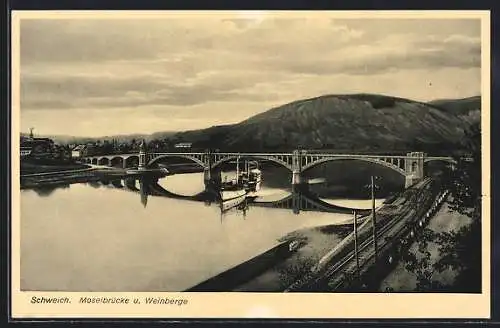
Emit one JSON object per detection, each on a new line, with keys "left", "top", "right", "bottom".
{"left": 20, "top": 170, "right": 101, "bottom": 189}
{"left": 21, "top": 158, "right": 90, "bottom": 175}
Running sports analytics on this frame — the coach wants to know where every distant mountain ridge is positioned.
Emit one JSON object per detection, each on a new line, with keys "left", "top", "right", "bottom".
{"left": 427, "top": 96, "right": 481, "bottom": 129}
{"left": 428, "top": 96, "right": 481, "bottom": 115}
{"left": 23, "top": 132, "right": 177, "bottom": 145}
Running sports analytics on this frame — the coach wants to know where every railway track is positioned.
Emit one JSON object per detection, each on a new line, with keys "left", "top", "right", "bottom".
{"left": 285, "top": 178, "right": 441, "bottom": 292}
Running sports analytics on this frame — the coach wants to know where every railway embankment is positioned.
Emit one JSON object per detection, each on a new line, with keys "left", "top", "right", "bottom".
{"left": 284, "top": 179, "right": 444, "bottom": 292}
{"left": 378, "top": 196, "right": 473, "bottom": 292}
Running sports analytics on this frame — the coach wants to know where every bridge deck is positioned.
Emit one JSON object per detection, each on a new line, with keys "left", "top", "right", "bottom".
{"left": 83, "top": 152, "right": 454, "bottom": 161}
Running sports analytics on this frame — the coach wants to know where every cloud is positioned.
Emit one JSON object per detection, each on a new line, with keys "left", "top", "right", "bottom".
{"left": 18, "top": 14, "right": 482, "bottom": 136}
{"left": 20, "top": 20, "right": 167, "bottom": 64}
{"left": 20, "top": 16, "right": 366, "bottom": 65}
{"left": 20, "top": 68, "right": 286, "bottom": 109}
{"left": 251, "top": 32, "right": 480, "bottom": 76}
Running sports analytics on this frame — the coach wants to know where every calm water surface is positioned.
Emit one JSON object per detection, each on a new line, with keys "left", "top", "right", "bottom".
{"left": 21, "top": 172, "right": 384, "bottom": 291}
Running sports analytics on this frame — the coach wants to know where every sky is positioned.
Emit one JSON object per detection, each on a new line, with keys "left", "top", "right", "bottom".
{"left": 18, "top": 12, "right": 482, "bottom": 137}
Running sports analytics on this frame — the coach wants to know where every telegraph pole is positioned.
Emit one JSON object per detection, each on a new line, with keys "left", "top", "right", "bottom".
{"left": 353, "top": 209, "right": 360, "bottom": 279}
{"left": 236, "top": 154, "right": 240, "bottom": 185}
{"left": 371, "top": 175, "right": 378, "bottom": 261}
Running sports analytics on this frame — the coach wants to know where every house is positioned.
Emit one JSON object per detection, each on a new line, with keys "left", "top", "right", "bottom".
{"left": 72, "top": 145, "right": 87, "bottom": 158}
{"left": 174, "top": 142, "right": 192, "bottom": 149}
{"left": 20, "top": 136, "right": 55, "bottom": 159}
{"left": 20, "top": 147, "right": 32, "bottom": 157}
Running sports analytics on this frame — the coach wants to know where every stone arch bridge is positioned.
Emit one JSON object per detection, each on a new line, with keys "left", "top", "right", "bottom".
{"left": 82, "top": 150, "right": 456, "bottom": 188}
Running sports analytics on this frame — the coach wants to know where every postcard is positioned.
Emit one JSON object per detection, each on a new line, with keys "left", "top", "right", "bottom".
{"left": 11, "top": 10, "right": 491, "bottom": 319}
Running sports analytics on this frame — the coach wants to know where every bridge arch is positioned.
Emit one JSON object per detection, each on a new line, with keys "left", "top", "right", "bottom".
{"left": 99, "top": 178, "right": 111, "bottom": 185}
{"left": 301, "top": 157, "right": 406, "bottom": 177}
{"left": 211, "top": 155, "right": 293, "bottom": 171}
{"left": 110, "top": 157, "right": 124, "bottom": 168}
{"left": 98, "top": 157, "right": 110, "bottom": 166}
{"left": 124, "top": 155, "right": 139, "bottom": 168}
{"left": 111, "top": 179, "right": 124, "bottom": 188}
{"left": 91, "top": 158, "right": 98, "bottom": 165}
{"left": 423, "top": 157, "right": 457, "bottom": 175}
{"left": 147, "top": 154, "right": 207, "bottom": 168}
{"left": 424, "top": 157, "right": 457, "bottom": 165}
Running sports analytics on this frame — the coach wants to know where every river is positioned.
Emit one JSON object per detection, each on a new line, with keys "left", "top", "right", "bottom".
{"left": 20, "top": 171, "right": 385, "bottom": 292}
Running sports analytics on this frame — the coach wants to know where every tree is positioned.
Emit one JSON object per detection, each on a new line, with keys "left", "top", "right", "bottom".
{"left": 401, "top": 228, "right": 445, "bottom": 291}
{"left": 402, "top": 122, "right": 481, "bottom": 292}
{"left": 436, "top": 122, "right": 481, "bottom": 292}
{"left": 446, "top": 122, "right": 481, "bottom": 218}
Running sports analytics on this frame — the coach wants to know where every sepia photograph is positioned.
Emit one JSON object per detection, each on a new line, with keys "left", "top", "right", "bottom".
{"left": 11, "top": 10, "right": 490, "bottom": 318}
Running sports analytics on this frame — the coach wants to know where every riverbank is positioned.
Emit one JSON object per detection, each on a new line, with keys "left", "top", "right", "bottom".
{"left": 20, "top": 161, "right": 123, "bottom": 189}
{"left": 378, "top": 196, "right": 473, "bottom": 292}
{"left": 188, "top": 192, "right": 390, "bottom": 292}
{"left": 21, "top": 160, "right": 90, "bottom": 175}
{"left": 186, "top": 222, "right": 352, "bottom": 292}
{"left": 20, "top": 168, "right": 104, "bottom": 189}
{"left": 186, "top": 241, "right": 294, "bottom": 291}
{"left": 233, "top": 224, "right": 351, "bottom": 291}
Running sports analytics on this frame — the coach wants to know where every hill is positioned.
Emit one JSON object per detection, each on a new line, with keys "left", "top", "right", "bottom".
{"left": 428, "top": 96, "right": 481, "bottom": 115}
{"left": 428, "top": 96, "right": 481, "bottom": 127}
{"left": 172, "top": 93, "right": 476, "bottom": 155}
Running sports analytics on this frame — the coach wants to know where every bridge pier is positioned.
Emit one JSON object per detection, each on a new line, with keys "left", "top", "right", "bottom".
{"left": 138, "top": 140, "right": 147, "bottom": 170}
{"left": 292, "top": 189, "right": 300, "bottom": 215}
{"left": 291, "top": 170, "right": 301, "bottom": 185}
{"left": 291, "top": 149, "right": 303, "bottom": 187}
{"left": 404, "top": 176, "right": 415, "bottom": 189}
{"left": 202, "top": 150, "right": 217, "bottom": 188}
{"left": 204, "top": 167, "right": 212, "bottom": 185}
{"left": 404, "top": 152, "right": 426, "bottom": 188}
{"left": 291, "top": 184, "right": 304, "bottom": 214}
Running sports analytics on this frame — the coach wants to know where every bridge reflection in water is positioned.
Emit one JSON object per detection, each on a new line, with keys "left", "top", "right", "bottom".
{"left": 94, "top": 176, "right": 372, "bottom": 222}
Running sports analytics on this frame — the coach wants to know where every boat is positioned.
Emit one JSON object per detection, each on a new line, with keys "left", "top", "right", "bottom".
{"left": 218, "top": 156, "right": 249, "bottom": 212}
{"left": 234, "top": 160, "right": 262, "bottom": 193}
{"left": 219, "top": 188, "right": 247, "bottom": 212}
{"left": 218, "top": 157, "right": 263, "bottom": 212}
{"left": 246, "top": 168, "right": 262, "bottom": 192}
{"left": 219, "top": 174, "right": 248, "bottom": 212}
